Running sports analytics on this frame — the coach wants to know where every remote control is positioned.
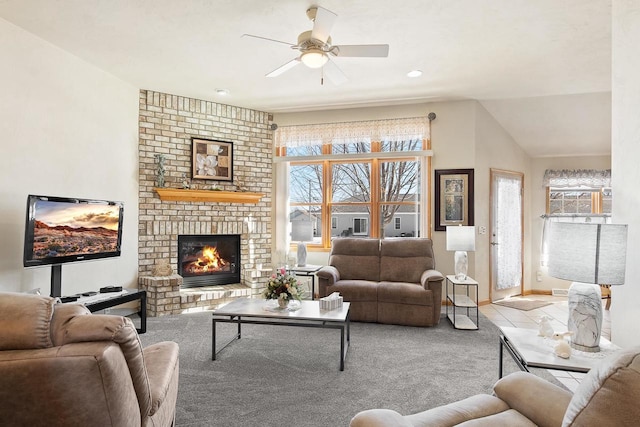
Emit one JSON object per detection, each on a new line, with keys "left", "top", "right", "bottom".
{"left": 100, "top": 286, "right": 123, "bottom": 293}
{"left": 81, "top": 291, "right": 98, "bottom": 296}
{"left": 60, "top": 296, "right": 79, "bottom": 303}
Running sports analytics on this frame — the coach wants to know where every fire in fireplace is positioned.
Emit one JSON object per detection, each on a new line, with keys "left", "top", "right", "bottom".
{"left": 177, "top": 234, "right": 240, "bottom": 288}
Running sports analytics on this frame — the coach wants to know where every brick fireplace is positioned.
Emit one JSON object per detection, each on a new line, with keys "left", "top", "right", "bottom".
{"left": 137, "top": 90, "right": 273, "bottom": 316}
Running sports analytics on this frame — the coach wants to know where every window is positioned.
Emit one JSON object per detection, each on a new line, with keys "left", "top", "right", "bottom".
{"left": 353, "top": 218, "right": 369, "bottom": 235}
{"left": 286, "top": 141, "right": 426, "bottom": 247}
{"left": 276, "top": 116, "right": 433, "bottom": 249}
{"left": 547, "top": 188, "right": 612, "bottom": 215}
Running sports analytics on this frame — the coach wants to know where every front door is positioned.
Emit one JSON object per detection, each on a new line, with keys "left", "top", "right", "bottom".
{"left": 490, "top": 169, "right": 524, "bottom": 301}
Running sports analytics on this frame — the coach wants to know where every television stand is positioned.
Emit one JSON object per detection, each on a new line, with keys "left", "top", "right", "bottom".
{"left": 77, "top": 290, "right": 147, "bottom": 333}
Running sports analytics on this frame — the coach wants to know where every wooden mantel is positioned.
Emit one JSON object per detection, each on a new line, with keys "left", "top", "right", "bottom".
{"left": 154, "top": 188, "right": 264, "bottom": 204}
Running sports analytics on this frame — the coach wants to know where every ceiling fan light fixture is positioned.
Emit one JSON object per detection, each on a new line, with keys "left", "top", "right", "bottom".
{"left": 301, "top": 49, "right": 328, "bottom": 68}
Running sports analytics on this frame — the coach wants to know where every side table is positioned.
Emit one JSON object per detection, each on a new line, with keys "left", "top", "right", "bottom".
{"left": 499, "top": 326, "right": 620, "bottom": 378}
{"left": 446, "top": 275, "right": 479, "bottom": 330}
{"left": 289, "top": 265, "right": 322, "bottom": 300}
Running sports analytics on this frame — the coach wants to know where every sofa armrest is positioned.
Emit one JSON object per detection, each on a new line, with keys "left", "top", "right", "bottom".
{"left": 350, "top": 409, "right": 412, "bottom": 427}
{"left": 317, "top": 266, "right": 340, "bottom": 297}
{"left": 420, "top": 269, "right": 444, "bottom": 288}
{"left": 421, "top": 270, "right": 444, "bottom": 325}
{"left": 317, "top": 265, "right": 340, "bottom": 284}
{"left": 493, "top": 371, "right": 572, "bottom": 427}
{"left": 144, "top": 341, "right": 179, "bottom": 417}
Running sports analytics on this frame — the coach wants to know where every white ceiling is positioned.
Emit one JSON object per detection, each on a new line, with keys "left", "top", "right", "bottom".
{"left": 0, "top": 0, "right": 612, "bottom": 158}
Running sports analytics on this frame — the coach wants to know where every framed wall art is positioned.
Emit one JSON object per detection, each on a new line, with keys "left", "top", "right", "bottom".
{"left": 192, "top": 138, "right": 233, "bottom": 182}
{"left": 434, "top": 168, "right": 474, "bottom": 231}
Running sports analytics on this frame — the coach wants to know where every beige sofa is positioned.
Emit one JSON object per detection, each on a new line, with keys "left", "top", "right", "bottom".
{"left": 317, "top": 238, "right": 444, "bottom": 327}
{"left": 0, "top": 292, "right": 179, "bottom": 427}
{"left": 350, "top": 345, "right": 640, "bottom": 426}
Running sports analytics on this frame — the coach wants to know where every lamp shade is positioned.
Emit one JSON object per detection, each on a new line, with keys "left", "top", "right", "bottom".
{"left": 291, "top": 221, "right": 313, "bottom": 242}
{"left": 547, "top": 222, "right": 627, "bottom": 285}
{"left": 446, "top": 226, "right": 476, "bottom": 251}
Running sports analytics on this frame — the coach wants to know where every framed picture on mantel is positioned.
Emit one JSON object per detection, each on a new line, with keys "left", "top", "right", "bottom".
{"left": 434, "top": 168, "right": 474, "bottom": 231}
{"left": 192, "top": 138, "right": 233, "bottom": 182}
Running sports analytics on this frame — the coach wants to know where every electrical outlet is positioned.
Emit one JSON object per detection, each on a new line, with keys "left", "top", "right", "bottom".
{"left": 478, "top": 226, "right": 487, "bottom": 235}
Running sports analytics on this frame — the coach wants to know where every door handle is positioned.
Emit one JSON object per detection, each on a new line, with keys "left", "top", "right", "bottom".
{"left": 490, "top": 242, "right": 499, "bottom": 246}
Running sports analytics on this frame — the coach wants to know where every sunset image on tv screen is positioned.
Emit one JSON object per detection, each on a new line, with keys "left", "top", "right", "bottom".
{"left": 32, "top": 200, "right": 120, "bottom": 259}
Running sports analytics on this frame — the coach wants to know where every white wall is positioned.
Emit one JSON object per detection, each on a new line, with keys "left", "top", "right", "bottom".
{"left": 611, "top": 0, "right": 640, "bottom": 348}
{"left": 529, "top": 155, "right": 611, "bottom": 292}
{"left": 0, "top": 18, "right": 139, "bottom": 296}
{"left": 474, "top": 103, "right": 531, "bottom": 302}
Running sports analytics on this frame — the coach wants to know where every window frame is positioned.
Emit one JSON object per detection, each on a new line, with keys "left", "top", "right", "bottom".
{"left": 546, "top": 187, "right": 612, "bottom": 215}
{"left": 283, "top": 139, "right": 431, "bottom": 249}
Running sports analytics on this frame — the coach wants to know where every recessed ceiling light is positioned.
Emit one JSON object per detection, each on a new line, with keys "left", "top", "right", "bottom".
{"left": 407, "top": 70, "right": 423, "bottom": 78}
{"left": 215, "top": 89, "right": 229, "bottom": 96}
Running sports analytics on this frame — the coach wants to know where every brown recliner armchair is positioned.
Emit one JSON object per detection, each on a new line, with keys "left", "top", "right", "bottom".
{"left": 0, "top": 292, "right": 179, "bottom": 426}
{"left": 350, "top": 345, "right": 640, "bottom": 426}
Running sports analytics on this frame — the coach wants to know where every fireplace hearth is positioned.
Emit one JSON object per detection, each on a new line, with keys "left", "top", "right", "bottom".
{"left": 178, "top": 234, "right": 240, "bottom": 288}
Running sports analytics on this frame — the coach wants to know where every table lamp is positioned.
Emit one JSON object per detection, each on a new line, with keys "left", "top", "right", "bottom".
{"left": 547, "top": 222, "right": 627, "bottom": 352}
{"left": 446, "top": 226, "right": 476, "bottom": 280}
{"left": 291, "top": 221, "right": 313, "bottom": 267}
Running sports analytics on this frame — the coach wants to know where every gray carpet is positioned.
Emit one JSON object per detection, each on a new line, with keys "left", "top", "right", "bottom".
{"left": 139, "top": 310, "right": 562, "bottom": 427}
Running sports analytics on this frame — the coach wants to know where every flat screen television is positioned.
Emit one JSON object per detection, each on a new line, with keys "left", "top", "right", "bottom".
{"left": 23, "top": 194, "right": 124, "bottom": 297}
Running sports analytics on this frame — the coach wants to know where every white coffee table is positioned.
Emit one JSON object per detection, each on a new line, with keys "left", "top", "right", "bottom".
{"left": 212, "top": 298, "right": 351, "bottom": 370}
{"left": 499, "top": 326, "right": 620, "bottom": 378}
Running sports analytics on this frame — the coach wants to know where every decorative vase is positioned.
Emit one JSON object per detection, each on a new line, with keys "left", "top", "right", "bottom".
{"left": 277, "top": 298, "right": 289, "bottom": 309}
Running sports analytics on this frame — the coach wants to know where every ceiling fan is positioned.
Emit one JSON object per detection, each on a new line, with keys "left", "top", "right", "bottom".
{"left": 242, "top": 5, "right": 389, "bottom": 85}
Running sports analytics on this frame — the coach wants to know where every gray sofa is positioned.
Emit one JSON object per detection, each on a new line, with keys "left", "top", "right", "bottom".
{"left": 350, "top": 345, "right": 640, "bottom": 426}
{"left": 317, "top": 237, "right": 444, "bottom": 327}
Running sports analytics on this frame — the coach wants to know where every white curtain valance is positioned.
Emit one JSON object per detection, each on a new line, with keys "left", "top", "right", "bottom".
{"left": 274, "top": 116, "right": 429, "bottom": 148}
{"left": 542, "top": 169, "right": 611, "bottom": 188}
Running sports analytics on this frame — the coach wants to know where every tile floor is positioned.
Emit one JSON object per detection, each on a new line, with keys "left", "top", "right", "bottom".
{"left": 479, "top": 294, "right": 611, "bottom": 392}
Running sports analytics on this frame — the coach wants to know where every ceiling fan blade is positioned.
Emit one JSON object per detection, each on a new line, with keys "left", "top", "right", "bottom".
{"left": 242, "top": 33, "right": 295, "bottom": 47}
{"left": 333, "top": 44, "right": 390, "bottom": 58}
{"left": 310, "top": 6, "right": 337, "bottom": 43}
{"left": 266, "top": 58, "right": 301, "bottom": 77}
{"left": 323, "top": 59, "right": 348, "bottom": 85}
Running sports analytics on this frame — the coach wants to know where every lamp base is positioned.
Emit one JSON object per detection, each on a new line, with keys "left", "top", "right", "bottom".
{"left": 454, "top": 251, "right": 468, "bottom": 280}
{"left": 567, "top": 282, "right": 603, "bottom": 352}
{"left": 297, "top": 242, "right": 307, "bottom": 267}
